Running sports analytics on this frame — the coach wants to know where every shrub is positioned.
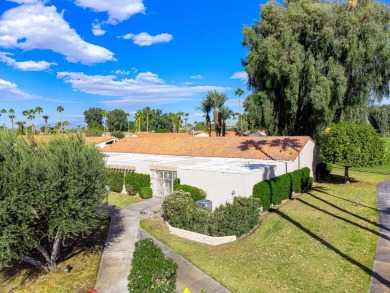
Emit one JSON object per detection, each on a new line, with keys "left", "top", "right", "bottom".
{"left": 308, "top": 177, "right": 314, "bottom": 189}
{"left": 173, "top": 178, "right": 206, "bottom": 202}
{"left": 316, "top": 162, "right": 332, "bottom": 180}
{"left": 85, "top": 128, "right": 103, "bottom": 137}
{"left": 125, "top": 172, "right": 151, "bottom": 196}
{"left": 301, "top": 167, "right": 310, "bottom": 189}
{"left": 128, "top": 238, "right": 178, "bottom": 293}
{"left": 107, "top": 170, "right": 124, "bottom": 193}
{"left": 140, "top": 187, "right": 153, "bottom": 199}
{"left": 155, "top": 128, "right": 170, "bottom": 133}
{"left": 253, "top": 181, "right": 272, "bottom": 211}
{"left": 111, "top": 130, "right": 125, "bottom": 139}
{"left": 289, "top": 169, "right": 303, "bottom": 193}
{"left": 270, "top": 173, "right": 291, "bottom": 205}
{"left": 209, "top": 197, "right": 260, "bottom": 237}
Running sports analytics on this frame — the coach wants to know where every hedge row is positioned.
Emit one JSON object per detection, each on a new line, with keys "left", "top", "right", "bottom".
{"left": 107, "top": 170, "right": 124, "bottom": 193}
{"left": 173, "top": 178, "right": 206, "bottom": 202}
{"left": 252, "top": 167, "right": 312, "bottom": 211}
{"left": 140, "top": 187, "right": 153, "bottom": 199}
{"left": 162, "top": 191, "right": 260, "bottom": 237}
{"left": 316, "top": 162, "right": 333, "bottom": 180}
{"left": 128, "top": 238, "right": 178, "bottom": 292}
{"left": 125, "top": 172, "right": 151, "bottom": 196}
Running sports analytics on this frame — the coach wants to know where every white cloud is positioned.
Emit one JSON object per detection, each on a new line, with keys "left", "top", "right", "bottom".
{"left": 122, "top": 32, "right": 173, "bottom": 46}
{"left": 6, "top": 0, "right": 42, "bottom": 3}
{"left": 113, "top": 70, "right": 131, "bottom": 75}
{"left": 0, "top": 2, "right": 115, "bottom": 64}
{"left": 230, "top": 71, "right": 248, "bottom": 81}
{"left": 180, "top": 82, "right": 194, "bottom": 85}
{"left": 0, "top": 52, "right": 56, "bottom": 71}
{"left": 0, "top": 78, "right": 39, "bottom": 101}
{"left": 74, "top": 0, "right": 145, "bottom": 24}
{"left": 57, "top": 71, "right": 230, "bottom": 107}
{"left": 190, "top": 75, "right": 203, "bottom": 80}
{"left": 92, "top": 23, "right": 105, "bottom": 36}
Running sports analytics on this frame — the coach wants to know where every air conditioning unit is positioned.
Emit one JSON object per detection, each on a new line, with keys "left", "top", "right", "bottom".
{"left": 197, "top": 199, "right": 212, "bottom": 211}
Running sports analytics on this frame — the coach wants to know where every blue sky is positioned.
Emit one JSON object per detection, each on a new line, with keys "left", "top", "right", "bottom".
{"left": 0, "top": 0, "right": 264, "bottom": 127}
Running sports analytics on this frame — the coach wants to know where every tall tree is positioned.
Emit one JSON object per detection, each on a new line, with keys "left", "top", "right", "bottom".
{"left": 243, "top": 0, "right": 390, "bottom": 139}
{"left": 107, "top": 109, "right": 128, "bottom": 131}
{"left": 220, "top": 106, "right": 233, "bottom": 136}
{"left": 22, "top": 110, "right": 29, "bottom": 135}
{"left": 42, "top": 115, "right": 49, "bottom": 134}
{"left": 208, "top": 90, "right": 228, "bottom": 137}
{"left": 196, "top": 95, "right": 213, "bottom": 136}
{"left": 35, "top": 106, "right": 43, "bottom": 133}
{"left": 28, "top": 110, "right": 36, "bottom": 135}
{"left": 235, "top": 88, "right": 244, "bottom": 135}
{"left": 84, "top": 107, "right": 103, "bottom": 127}
{"left": 8, "top": 108, "right": 15, "bottom": 130}
{"left": 1, "top": 109, "right": 7, "bottom": 130}
{"left": 56, "top": 106, "right": 64, "bottom": 132}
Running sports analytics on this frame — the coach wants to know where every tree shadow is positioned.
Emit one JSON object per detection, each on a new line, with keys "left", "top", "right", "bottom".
{"left": 317, "top": 174, "right": 358, "bottom": 185}
{"left": 102, "top": 206, "right": 126, "bottom": 250}
{"left": 312, "top": 187, "right": 379, "bottom": 211}
{"left": 332, "top": 165, "right": 390, "bottom": 176}
{"left": 307, "top": 192, "right": 389, "bottom": 232}
{"left": 273, "top": 209, "right": 389, "bottom": 286}
{"left": 237, "top": 138, "right": 303, "bottom": 160}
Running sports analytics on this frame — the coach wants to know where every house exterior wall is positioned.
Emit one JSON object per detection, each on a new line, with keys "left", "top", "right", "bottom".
{"left": 287, "top": 140, "right": 316, "bottom": 176}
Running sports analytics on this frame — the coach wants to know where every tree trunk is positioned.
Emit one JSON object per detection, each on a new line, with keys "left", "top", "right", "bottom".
{"left": 37, "top": 245, "right": 52, "bottom": 264}
{"left": 21, "top": 256, "right": 49, "bottom": 272}
{"left": 344, "top": 166, "right": 350, "bottom": 184}
{"left": 50, "top": 232, "right": 61, "bottom": 266}
{"left": 222, "top": 122, "right": 226, "bottom": 137}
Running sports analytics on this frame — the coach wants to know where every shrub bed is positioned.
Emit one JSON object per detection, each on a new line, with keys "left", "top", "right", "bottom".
{"left": 128, "top": 238, "right": 177, "bottom": 293}
{"left": 125, "top": 172, "right": 151, "bottom": 196}
{"left": 270, "top": 174, "right": 291, "bottom": 205}
{"left": 107, "top": 170, "right": 124, "bottom": 193}
{"left": 140, "top": 187, "right": 153, "bottom": 199}
{"left": 173, "top": 178, "right": 206, "bottom": 201}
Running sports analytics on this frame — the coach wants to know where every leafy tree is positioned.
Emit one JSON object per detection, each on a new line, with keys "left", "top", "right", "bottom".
{"left": 368, "top": 105, "right": 390, "bottom": 136}
{"left": 107, "top": 109, "right": 127, "bottom": 131}
{"left": 0, "top": 133, "right": 107, "bottom": 271}
{"left": 243, "top": 0, "right": 390, "bottom": 139}
{"left": 84, "top": 107, "right": 103, "bottom": 127}
{"left": 320, "top": 123, "right": 386, "bottom": 183}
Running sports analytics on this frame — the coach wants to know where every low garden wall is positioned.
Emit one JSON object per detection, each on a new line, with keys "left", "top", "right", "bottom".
{"left": 165, "top": 221, "right": 236, "bottom": 246}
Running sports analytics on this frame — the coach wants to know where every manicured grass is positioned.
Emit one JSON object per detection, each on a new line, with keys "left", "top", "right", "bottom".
{"left": 0, "top": 220, "right": 109, "bottom": 293}
{"left": 142, "top": 167, "right": 388, "bottom": 292}
{"left": 108, "top": 192, "right": 143, "bottom": 208}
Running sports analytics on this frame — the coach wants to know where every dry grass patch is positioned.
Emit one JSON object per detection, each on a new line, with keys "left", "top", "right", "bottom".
{"left": 108, "top": 192, "right": 142, "bottom": 208}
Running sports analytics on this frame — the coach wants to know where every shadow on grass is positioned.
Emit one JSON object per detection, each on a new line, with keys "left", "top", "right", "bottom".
{"left": 273, "top": 209, "right": 389, "bottom": 286}
{"left": 317, "top": 174, "right": 359, "bottom": 185}
{"left": 312, "top": 186, "right": 379, "bottom": 211}
{"left": 332, "top": 165, "right": 390, "bottom": 176}
{"left": 295, "top": 198, "right": 390, "bottom": 242}
{"left": 307, "top": 192, "right": 390, "bottom": 233}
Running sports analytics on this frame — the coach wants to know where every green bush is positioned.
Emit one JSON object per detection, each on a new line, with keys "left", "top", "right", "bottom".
{"left": 173, "top": 178, "right": 206, "bottom": 202}
{"left": 209, "top": 197, "right": 260, "bottom": 237}
{"left": 301, "top": 167, "right": 310, "bottom": 189}
{"left": 125, "top": 172, "right": 151, "bottom": 196}
{"left": 140, "top": 187, "right": 153, "bottom": 199}
{"left": 316, "top": 162, "right": 332, "bottom": 180}
{"left": 308, "top": 177, "right": 314, "bottom": 189}
{"left": 107, "top": 170, "right": 124, "bottom": 193}
{"left": 85, "top": 128, "right": 103, "bottom": 137}
{"left": 289, "top": 169, "right": 303, "bottom": 193}
{"left": 155, "top": 128, "right": 170, "bottom": 133}
{"left": 111, "top": 130, "right": 125, "bottom": 139}
{"left": 128, "top": 238, "right": 178, "bottom": 293}
{"left": 270, "top": 173, "right": 291, "bottom": 205}
{"left": 252, "top": 181, "right": 272, "bottom": 211}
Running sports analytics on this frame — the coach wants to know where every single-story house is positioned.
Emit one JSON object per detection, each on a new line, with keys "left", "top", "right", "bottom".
{"left": 102, "top": 136, "right": 317, "bottom": 208}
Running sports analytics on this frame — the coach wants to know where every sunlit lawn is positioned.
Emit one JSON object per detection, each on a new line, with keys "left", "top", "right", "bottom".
{"left": 141, "top": 139, "right": 390, "bottom": 293}
{"left": 108, "top": 192, "right": 143, "bottom": 208}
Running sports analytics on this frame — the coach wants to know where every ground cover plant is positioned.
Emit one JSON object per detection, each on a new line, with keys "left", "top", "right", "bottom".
{"left": 141, "top": 139, "right": 390, "bottom": 292}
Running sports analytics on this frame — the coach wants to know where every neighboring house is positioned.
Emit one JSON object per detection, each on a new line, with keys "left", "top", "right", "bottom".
{"left": 84, "top": 137, "right": 118, "bottom": 149}
{"left": 102, "top": 136, "right": 317, "bottom": 208}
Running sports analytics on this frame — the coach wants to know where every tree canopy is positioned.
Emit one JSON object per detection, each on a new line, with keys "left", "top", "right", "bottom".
{"left": 320, "top": 123, "right": 386, "bottom": 183}
{"left": 84, "top": 107, "right": 103, "bottom": 126}
{"left": 107, "top": 109, "right": 128, "bottom": 131}
{"left": 0, "top": 132, "right": 107, "bottom": 271}
{"left": 243, "top": 0, "right": 390, "bottom": 139}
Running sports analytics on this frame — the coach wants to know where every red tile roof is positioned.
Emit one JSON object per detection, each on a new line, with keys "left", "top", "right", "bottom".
{"left": 102, "top": 136, "right": 313, "bottom": 161}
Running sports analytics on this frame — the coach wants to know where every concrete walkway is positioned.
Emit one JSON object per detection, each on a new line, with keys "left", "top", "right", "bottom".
{"left": 370, "top": 180, "right": 390, "bottom": 292}
{"left": 95, "top": 198, "right": 230, "bottom": 293}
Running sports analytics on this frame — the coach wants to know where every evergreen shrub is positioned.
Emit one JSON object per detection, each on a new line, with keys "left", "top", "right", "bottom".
{"left": 128, "top": 238, "right": 178, "bottom": 293}
{"left": 301, "top": 167, "right": 310, "bottom": 188}
{"left": 173, "top": 178, "right": 206, "bottom": 201}
{"left": 125, "top": 173, "right": 150, "bottom": 196}
{"left": 111, "top": 131, "right": 125, "bottom": 139}
{"left": 270, "top": 173, "right": 291, "bottom": 205}
{"left": 107, "top": 170, "right": 124, "bottom": 193}
{"left": 252, "top": 181, "right": 271, "bottom": 211}
{"left": 316, "top": 162, "right": 332, "bottom": 180}
{"left": 289, "top": 169, "right": 303, "bottom": 193}
{"left": 140, "top": 187, "right": 153, "bottom": 199}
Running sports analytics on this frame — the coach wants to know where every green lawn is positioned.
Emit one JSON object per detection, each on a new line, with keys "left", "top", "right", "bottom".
{"left": 141, "top": 139, "right": 390, "bottom": 292}
{"left": 108, "top": 192, "right": 143, "bottom": 208}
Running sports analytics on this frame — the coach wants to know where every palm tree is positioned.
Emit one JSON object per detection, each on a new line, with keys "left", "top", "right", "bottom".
{"left": 22, "top": 110, "right": 29, "bottom": 135}
{"left": 126, "top": 113, "right": 131, "bottom": 132}
{"left": 196, "top": 95, "right": 213, "bottom": 136}
{"left": 8, "top": 110, "right": 15, "bottom": 130}
{"left": 35, "top": 106, "right": 43, "bottom": 134}
{"left": 56, "top": 106, "right": 64, "bottom": 132}
{"left": 208, "top": 90, "right": 228, "bottom": 137}
{"left": 176, "top": 111, "right": 184, "bottom": 133}
{"left": 235, "top": 88, "right": 244, "bottom": 135}
{"left": 184, "top": 113, "right": 189, "bottom": 130}
{"left": 62, "top": 120, "right": 69, "bottom": 131}
{"left": 28, "top": 110, "right": 36, "bottom": 135}
{"left": 1, "top": 108, "right": 7, "bottom": 130}
{"left": 220, "top": 106, "right": 233, "bottom": 136}
{"left": 42, "top": 115, "right": 49, "bottom": 134}
{"left": 16, "top": 121, "right": 25, "bottom": 133}
{"left": 134, "top": 110, "right": 144, "bottom": 132}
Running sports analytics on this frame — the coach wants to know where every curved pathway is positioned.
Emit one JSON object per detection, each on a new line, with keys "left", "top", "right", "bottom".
{"left": 95, "top": 198, "right": 229, "bottom": 293}
{"left": 370, "top": 180, "right": 390, "bottom": 292}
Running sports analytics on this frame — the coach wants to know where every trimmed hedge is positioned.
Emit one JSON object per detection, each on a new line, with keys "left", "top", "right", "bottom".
{"left": 316, "top": 162, "right": 333, "bottom": 180}
{"left": 253, "top": 181, "right": 271, "bottom": 211}
{"left": 173, "top": 178, "right": 206, "bottom": 202}
{"left": 107, "top": 170, "right": 124, "bottom": 193}
{"left": 125, "top": 172, "right": 151, "bottom": 196}
{"left": 252, "top": 167, "right": 312, "bottom": 211}
{"left": 128, "top": 238, "right": 178, "bottom": 293}
{"left": 140, "top": 186, "right": 153, "bottom": 199}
